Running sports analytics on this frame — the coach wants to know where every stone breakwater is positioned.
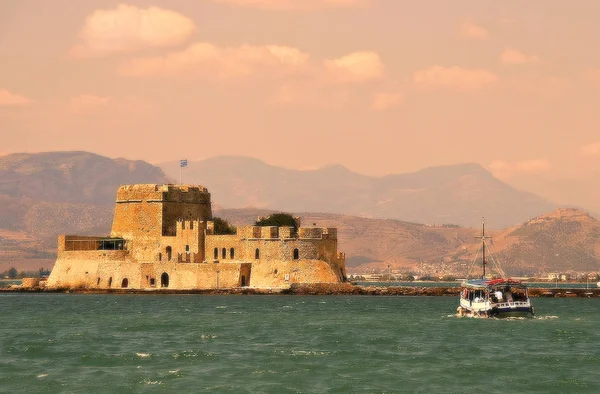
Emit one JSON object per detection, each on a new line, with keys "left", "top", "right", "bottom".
{"left": 2, "top": 283, "right": 600, "bottom": 297}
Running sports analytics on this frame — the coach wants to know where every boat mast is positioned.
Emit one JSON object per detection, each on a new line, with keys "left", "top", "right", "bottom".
{"left": 482, "top": 218, "right": 486, "bottom": 279}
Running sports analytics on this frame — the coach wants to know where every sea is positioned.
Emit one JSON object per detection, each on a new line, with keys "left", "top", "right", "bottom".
{"left": 1, "top": 294, "right": 599, "bottom": 393}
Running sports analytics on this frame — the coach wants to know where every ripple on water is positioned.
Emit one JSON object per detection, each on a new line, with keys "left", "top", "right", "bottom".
{"left": 2, "top": 295, "right": 600, "bottom": 393}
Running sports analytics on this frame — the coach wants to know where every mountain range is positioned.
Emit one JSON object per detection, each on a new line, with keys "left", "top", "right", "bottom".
{"left": 1, "top": 151, "right": 599, "bottom": 276}
{"left": 0, "top": 151, "right": 170, "bottom": 270}
{"left": 160, "top": 156, "right": 557, "bottom": 229}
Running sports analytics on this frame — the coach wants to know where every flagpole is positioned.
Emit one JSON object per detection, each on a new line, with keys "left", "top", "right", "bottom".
{"left": 179, "top": 159, "right": 187, "bottom": 185}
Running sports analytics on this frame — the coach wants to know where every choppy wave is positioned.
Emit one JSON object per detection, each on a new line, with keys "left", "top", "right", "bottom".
{"left": 2, "top": 294, "right": 599, "bottom": 393}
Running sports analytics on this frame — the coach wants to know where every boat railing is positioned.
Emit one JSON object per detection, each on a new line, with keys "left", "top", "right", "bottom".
{"left": 493, "top": 300, "right": 530, "bottom": 308}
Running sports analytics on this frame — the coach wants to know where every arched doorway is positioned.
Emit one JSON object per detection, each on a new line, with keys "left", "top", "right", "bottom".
{"left": 121, "top": 278, "right": 128, "bottom": 288}
{"left": 161, "top": 272, "right": 169, "bottom": 288}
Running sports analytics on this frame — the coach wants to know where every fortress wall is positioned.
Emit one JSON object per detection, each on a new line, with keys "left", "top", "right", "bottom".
{"left": 299, "top": 227, "right": 323, "bottom": 239}
{"left": 49, "top": 184, "right": 346, "bottom": 291}
{"left": 248, "top": 259, "right": 344, "bottom": 288}
{"left": 49, "top": 258, "right": 249, "bottom": 290}
{"left": 47, "top": 257, "right": 103, "bottom": 289}
{"left": 161, "top": 201, "right": 211, "bottom": 236}
{"left": 205, "top": 235, "right": 242, "bottom": 261}
{"left": 157, "top": 220, "right": 206, "bottom": 263}
{"left": 111, "top": 185, "right": 212, "bottom": 261}
{"left": 112, "top": 200, "right": 162, "bottom": 239}
{"left": 142, "top": 261, "right": 247, "bottom": 289}
{"left": 111, "top": 201, "right": 162, "bottom": 261}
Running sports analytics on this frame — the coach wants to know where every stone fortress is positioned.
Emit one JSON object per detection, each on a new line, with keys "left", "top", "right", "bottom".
{"left": 47, "top": 184, "right": 347, "bottom": 290}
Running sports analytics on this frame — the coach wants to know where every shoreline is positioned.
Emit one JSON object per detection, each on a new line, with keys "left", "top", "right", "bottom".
{"left": 1, "top": 283, "right": 600, "bottom": 297}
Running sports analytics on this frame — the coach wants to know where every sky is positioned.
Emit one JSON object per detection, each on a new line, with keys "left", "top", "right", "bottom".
{"left": 1, "top": 0, "right": 600, "bottom": 210}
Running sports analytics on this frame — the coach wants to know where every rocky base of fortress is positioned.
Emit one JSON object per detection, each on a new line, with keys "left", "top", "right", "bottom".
{"left": 3, "top": 283, "right": 600, "bottom": 297}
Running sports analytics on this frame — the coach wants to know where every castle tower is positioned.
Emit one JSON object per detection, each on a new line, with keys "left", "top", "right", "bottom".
{"left": 111, "top": 184, "right": 212, "bottom": 260}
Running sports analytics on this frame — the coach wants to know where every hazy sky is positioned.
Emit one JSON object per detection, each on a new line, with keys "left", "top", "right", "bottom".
{"left": 2, "top": 0, "right": 600, "bottom": 207}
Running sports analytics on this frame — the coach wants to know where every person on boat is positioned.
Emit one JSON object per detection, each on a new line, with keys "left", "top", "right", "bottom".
{"left": 495, "top": 290, "right": 503, "bottom": 301}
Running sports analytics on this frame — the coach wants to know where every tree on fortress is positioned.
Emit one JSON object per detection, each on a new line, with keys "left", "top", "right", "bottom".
{"left": 255, "top": 213, "right": 298, "bottom": 229}
{"left": 7, "top": 267, "right": 18, "bottom": 279}
{"left": 213, "top": 217, "right": 237, "bottom": 235}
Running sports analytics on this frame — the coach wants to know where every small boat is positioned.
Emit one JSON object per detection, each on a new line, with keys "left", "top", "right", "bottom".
{"left": 457, "top": 219, "right": 535, "bottom": 318}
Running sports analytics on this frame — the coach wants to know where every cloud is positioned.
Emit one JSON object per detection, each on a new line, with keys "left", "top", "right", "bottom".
{"left": 120, "top": 44, "right": 385, "bottom": 85}
{"left": 488, "top": 159, "right": 551, "bottom": 179}
{"left": 459, "top": 22, "right": 490, "bottom": 40}
{"left": 370, "top": 92, "right": 404, "bottom": 111}
{"left": 581, "top": 141, "right": 600, "bottom": 157}
{"left": 499, "top": 49, "right": 540, "bottom": 65}
{"left": 119, "top": 42, "right": 312, "bottom": 79}
{"left": 0, "top": 89, "right": 32, "bottom": 106}
{"left": 413, "top": 66, "right": 498, "bottom": 91}
{"left": 207, "top": 0, "right": 368, "bottom": 10}
{"left": 323, "top": 51, "right": 385, "bottom": 83}
{"left": 71, "top": 4, "right": 195, "bottom": 57}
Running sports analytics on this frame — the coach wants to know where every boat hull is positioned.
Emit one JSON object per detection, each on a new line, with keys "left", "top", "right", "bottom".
{"left": 489, "top": 305, "right": 534, "bottom": 318}
{"left": 457, "top": 304, "right": 534, "bottom": 318}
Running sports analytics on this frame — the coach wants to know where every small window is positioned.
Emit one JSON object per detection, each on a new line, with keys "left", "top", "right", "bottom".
{"left": 230, "top": 248, "right": 235, "bottom": 259}
{"left": 97, "top": 277, "right": 101, "bottom": 285}
{"left": 214, "top": 247, "right": 218, "bottom": 260}
{"left": 166, "top": 246, "right": 172, "bottom": 261}
{"left": 150, "top": 278, "right": 156, "bottom": 286}
{"left": 158, "top": 252, "right": 162, "bottom": 261}
{"left": 293, "top": 248, "right": 299, "bottom": 260}
{"left": 186, "top": 245, "right": 190, "bottom": 254}
{"left": 108, "top": 277, "right": 113, "bottom": 287}
{"left": 255, "top": 248, "right": 260, "bottom": 259}
{"left": 222, "top": 248, "right": 226, "bottom": 259}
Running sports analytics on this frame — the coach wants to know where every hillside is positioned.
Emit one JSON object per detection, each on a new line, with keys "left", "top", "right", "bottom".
{"left": 160, "top": 156, "right": 557, "bottom": 229}
{"left": 214, "top": 207, "right": 600, "bottom": 276}
{"left": 2, "top": 151, "right": 599, "bottom": 277}
{"left": 492, "top": 209, "right": 600, "bottom": 275}
{"left": 0, "top": 151, "right": 171, "bottom": 270}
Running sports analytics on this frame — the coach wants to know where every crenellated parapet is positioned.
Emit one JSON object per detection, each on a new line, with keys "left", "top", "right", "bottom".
{"left": 115, "top": 184, "right": 210, "bottom": 204}
{"left": 235, "top": 226, "right": 337, "bottom": 240}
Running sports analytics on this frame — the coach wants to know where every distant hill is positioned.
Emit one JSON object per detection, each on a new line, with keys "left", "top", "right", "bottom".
{"left": 490, "top": 208, "right": 600, "bottom": 275}
{"left": 215, "top": 207, "right": 600, "bottom": 276}
{"left": 2, "top": 151, "right": 598, "bottom": 277}
{"left": 160, "top": 156, "right": 557, "bottom": 229}
{"left": 0, "top": 151, "right": 171, "bottom": 270}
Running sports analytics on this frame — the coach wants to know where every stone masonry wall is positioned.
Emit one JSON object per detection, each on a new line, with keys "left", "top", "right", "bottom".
{"left": 48, "top": 184, "right": 347, "bottom": 290}
{"left": 110, "top": 184, "right": 211, "bottom": 261}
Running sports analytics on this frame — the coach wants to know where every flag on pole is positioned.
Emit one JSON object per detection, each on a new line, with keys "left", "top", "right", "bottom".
{"left": 180, "top": 159, "right": 188, "bottom": 167}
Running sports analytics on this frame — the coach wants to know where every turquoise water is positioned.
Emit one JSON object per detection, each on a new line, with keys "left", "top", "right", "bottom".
{"left": 1, "top": 295, "right": 599, "bottom": 393}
